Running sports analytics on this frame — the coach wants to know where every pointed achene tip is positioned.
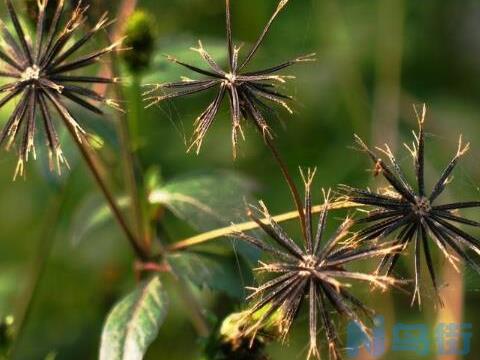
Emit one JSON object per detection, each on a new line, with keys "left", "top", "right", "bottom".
{"left": 164, "top": 54, "right": 178, "bottom": 63}
{"left": 105, "top": 99, "right": 125, "bottom": 113}
{"left": 109, "top": 36, "right": 128, "bottom": 51}
{"left": 456, "top": 134, "right": 470, "bottom": 157}
{"left": 328, "top": 342, "right": 339, "bottom": 360}
{"left": 94, "top": 12, "right": 111, "bottom": 31}
{"left": 277, "top": 0, "right": 290, "bottom": 11}
{"left": 299, "top": 166, "right": 317, "bottom": 187}
{"left": 297, "top": 53, "right": 317, "bottom": 62}
{"left": 353, "top": 133, "right": 370, "bottom": 152}
{"left": 37, "top": 0, "right": 47, "bottom": 10}
{"left": 412, "top": 102, "right": 427, "bottom": 133}
{"left": 306, "top": 343, "right": 320, "bottom": 360}
{"left": 13, "top": 157, "right": 25, "bottom": 181}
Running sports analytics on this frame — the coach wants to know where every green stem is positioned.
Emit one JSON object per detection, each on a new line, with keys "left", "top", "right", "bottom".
{"left": 111, "top": 56, "right": 148, "bottom": 252}
{"left": 168, "top": 201, "right": 357, "bottom": 252}
{"left": 128, "top": 76, "right": 142, "bottom": 149}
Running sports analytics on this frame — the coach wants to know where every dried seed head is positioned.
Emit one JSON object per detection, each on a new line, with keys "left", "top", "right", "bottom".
{"left": 344, "top": 105, "right": 480, "bottom": 307}
{"left": 143, "top": 0, "right": 315, "bottom": 157}
{"left": 237, "top": 171, "right": 400, "bottom": 359}
{"left": 0, "top": 0, "right": 120, "bottom": 178}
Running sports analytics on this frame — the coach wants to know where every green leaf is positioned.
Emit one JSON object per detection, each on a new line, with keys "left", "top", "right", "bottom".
{"left": 149, "top": 171, "right": 256, "bottom": 233}
{"left": 149, "top": 171, "right": 261, "bottom": 263}
{"left": 70, "top": 194, "right": 130, "bottom": 246}
{"left": 100, "top": 276, "right": 169, "bottom": 360}
{"left": 0, "top": 267, "right": 20, "bottom": 315}
{"left": 167, "top": 252, "right": 253, "bottom": 299}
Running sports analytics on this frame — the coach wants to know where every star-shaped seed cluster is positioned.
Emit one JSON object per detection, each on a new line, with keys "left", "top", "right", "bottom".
{"left": 0, "top": 0, "right": 121, "bottom": 178}
{"left": 342, "top": 106, "right": 480, "bottom": 306}
{"left": 236, "top": 169, "right": 400, "bottom": 359}
{"left": 143, "top": 0, "right": 314, "bottom": 157}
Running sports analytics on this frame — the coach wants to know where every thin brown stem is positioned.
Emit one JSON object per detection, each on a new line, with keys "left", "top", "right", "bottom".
{"left": 70, "top": 131, "right": 149, "bottom": 261}
{"left": 168, "top": 201, "right": 358, "bottom": 252}
{"left": 264, "top": 135, "right": 307, "bottom": 241}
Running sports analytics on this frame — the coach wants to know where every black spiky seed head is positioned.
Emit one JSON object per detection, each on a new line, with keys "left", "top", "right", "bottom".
{"left": 341, "top": 104, "right": 480, "bottom": 307}
{"left": 143, "top": 0, "right": 315, "bottom": 158}
{"left": 0, "top": 0, "right": 122, "bottom": 179}
{"left": 235, "top": 169, "right": 400, "bottom": 360}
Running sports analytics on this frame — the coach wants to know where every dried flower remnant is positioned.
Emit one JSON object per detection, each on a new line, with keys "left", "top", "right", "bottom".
{"left": 236, "top": 169, "right": 400, "bottom": 359}
{"left": 143, "top": 0, "right": 315, "bottom": 157}
{"left": 341, "top": 105, "right": 480, "bottom": 307}
{"left": 0, "top": 0, "right": 122, "bottom": 179}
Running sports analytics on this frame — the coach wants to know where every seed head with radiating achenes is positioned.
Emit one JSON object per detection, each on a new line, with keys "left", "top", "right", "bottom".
{"left": 143, "top": 0, "right": 315, "bottom": 158}
{"left": 341, "top": 105, "right": 480, "bottom": 307}
{"left": 235, "top": 169, "right": 401, "bottom": 360}
{"left": 0, "top": 0, "right": 123, "bottom": 179}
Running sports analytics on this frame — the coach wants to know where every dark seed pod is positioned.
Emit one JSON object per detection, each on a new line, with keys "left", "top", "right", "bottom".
{"left": 121, "top": 10, "right": 156, "bottom": 75}
{"left": 236, "top": 169, "right": 401, "bottom": 360}
{"left": 0, "top": 0, "right": 122, "bottom": 179}
{"left": 143, "top": 0, "right": 315, "bottom": 158}
{"left": 342, "top": 105, "right": 480, "bottom": 307}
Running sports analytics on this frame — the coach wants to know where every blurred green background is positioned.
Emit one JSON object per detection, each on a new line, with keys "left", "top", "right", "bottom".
{"left": 2, "top": 0, "right": 480, "bottom": 359}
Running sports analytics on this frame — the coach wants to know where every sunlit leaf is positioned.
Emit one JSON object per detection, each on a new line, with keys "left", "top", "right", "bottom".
{"left": 150, "top": 171, "right": 261, "bottom": 262}
{"left": 149, "top": 171, "right": 256, "bottom": 232}
{"left": 99, "top": 276, "right": 169, "bottom": 360}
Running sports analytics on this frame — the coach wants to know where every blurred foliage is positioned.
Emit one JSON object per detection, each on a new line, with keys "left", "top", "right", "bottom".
{"left": 0, "top": 0, "right": 480, "bottom": 359}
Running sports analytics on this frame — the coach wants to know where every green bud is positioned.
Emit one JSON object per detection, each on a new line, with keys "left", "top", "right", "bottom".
{"left": 122, "top": 10, "right": 156, "bottom": 74}
{"left": 0, "top": 315, "right": 14, "bottom": 354}
{"left": 203, "top": 308, "right": 282, "bottom": 360}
